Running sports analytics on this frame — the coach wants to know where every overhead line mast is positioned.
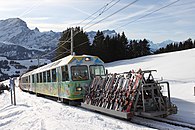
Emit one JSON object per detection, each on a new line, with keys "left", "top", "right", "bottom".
{"left": 71, "top": 27, "right": 74, "bottom": 56}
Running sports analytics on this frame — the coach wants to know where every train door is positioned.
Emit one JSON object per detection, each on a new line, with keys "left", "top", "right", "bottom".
{"left": 32, "top": 74, "right": 36, "bottom": 93}
{"left": 35, "top": 73, "right": 38, "bottom": 94}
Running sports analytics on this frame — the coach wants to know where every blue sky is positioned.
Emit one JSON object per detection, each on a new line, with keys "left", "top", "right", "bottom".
{"left": 0, "top": 0, "right": 195, "bottom": 43}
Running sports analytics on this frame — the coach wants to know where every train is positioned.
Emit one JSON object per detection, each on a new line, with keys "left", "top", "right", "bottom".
{"left": 19, "top": 55, "right": 105, "bottom": 104}
{"left": 19, "top": 54, "right": 177, "bottom": 118}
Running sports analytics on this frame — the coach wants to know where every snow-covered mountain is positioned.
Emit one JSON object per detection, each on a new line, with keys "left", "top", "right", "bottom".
{"left": 149, "top": 40, "right": 176, "bottom": 52}
{"left": 0, "top": 18, "right": 61, "bottom": 49}
{"left": 86, "top": 30, "right": 117, "bottom": 44}
{"left": 0, "top": 41, "right": 45, "bottom": 60}
{"left": 0, "top": 18, "right": 119, "bottom": 59}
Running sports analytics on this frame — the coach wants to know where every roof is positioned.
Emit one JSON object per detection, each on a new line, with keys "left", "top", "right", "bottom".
{"left": 21, "top": 55, "right": 104, "bottom": 77}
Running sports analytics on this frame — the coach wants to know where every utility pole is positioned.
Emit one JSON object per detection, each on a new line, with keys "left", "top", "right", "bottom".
{"left": 71, "top": 27, "right": 74, "bottom": 55}
{"left": 70, "top": 27, "right": 74, "bottom": 55}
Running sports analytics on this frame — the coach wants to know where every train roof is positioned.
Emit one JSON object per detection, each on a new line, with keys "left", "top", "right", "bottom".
{"left": 21, "top": 55, "right": 104, "bottom": 77}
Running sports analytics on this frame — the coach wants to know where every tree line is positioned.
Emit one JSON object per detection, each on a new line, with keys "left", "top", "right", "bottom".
{"left": 55, "top": 27, "right": 150, "bottom": 63}
{"left": 55, "top": 27, "right": 195, "bottom": 63}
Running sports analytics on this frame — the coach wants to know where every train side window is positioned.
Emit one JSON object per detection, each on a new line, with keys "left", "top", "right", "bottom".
{"left": 28, "top": 76, "right": 31, "bottom": 83}
{"left": 40, "top": 72, "right": 42, "bottom": 83}
{"left": 25, "top": 77, "right": 28, "bottom": 83}
{"left": 32, "top": 75, "right": 35, "bottom": 83}
{"left": 43, "top": 71, "right": 46, "bottom": 82}
{"left": 61, "top": 65, "right": 69, "bottom": 81}
{"left": 47, "top": 70, "right": 51, "bottom": 82}
{"left": 36, "top": 73, "right": 39, "bottom": 83}
{"left": 52, "top": 68, "right": 56, "bottom": 82}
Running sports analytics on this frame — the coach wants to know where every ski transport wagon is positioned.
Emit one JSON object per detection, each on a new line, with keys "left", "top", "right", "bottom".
{"left": 82, "top": 70, "right": 177, "bottom": 119}
{"left": 19, "top": 55, "right": 105, "bottom": 103}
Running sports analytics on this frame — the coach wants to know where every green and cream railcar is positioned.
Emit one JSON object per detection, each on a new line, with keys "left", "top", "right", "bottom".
{"left": 19, "top": 55, "right": 105, "bottom": 100}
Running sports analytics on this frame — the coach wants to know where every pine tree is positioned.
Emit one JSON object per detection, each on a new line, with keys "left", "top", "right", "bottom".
{"left": 91, "top": 31, "right": 105, "bottom": 58}
{"left": 55, "top": 27, "right": 90, "bottom": 61}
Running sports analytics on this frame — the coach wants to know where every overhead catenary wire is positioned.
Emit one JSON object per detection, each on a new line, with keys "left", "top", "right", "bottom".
{"left": 82, "top": 0, "right": 121, "bottom": 28}
{"left": 115, "top": 0, "right": 180, "bottom": 30}
{"left": 48, "top": 0, "right": 139, "bottom": 60}
{"left": 84, "top": 0, "right": 139, "bottom": 30}
{"left": 77, "top": 0, "right": 117, "bottom": 26}
{"left": 71, "top": 0, "right": 180, "bottom": 52}
{"left": 37, "top": 0, "right": 120, "bottom": 59}
{"left": 37, "top": 0, "right": 179, "bottom": 61}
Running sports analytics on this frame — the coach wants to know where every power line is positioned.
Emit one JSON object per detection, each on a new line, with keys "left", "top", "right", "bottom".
{"left": 116, "top": 0, "right": 180, "bottom": 29}
{"left": 37, "top": 0, "right": 119, "bottom": 59}
{"left": 51, "top": 0, "right": 138, "bottom": 58}
{"left": 72, "top": 0, "right": 180, "bottom": 52}
{"left": 84, "top": 0, "right": 139, "bottom": 30}
{"left": 76, "top": 0, "right": 116, "bottom": 26}
{"left": 83, "top": 0, "right": 121, "bottom": 28}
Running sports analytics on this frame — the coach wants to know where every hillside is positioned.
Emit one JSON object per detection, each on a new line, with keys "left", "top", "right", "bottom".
{"left": 0, "top": 48, "right": 195, "bottom": 130}
{"left": 0, "top": 57, "right": 50, "bottom": 81}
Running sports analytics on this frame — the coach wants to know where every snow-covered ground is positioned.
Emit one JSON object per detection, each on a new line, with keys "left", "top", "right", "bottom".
{"left": 1, "top": 48, "right": 195, "bottom": 130}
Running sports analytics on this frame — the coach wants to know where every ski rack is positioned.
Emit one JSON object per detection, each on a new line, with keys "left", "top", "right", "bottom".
{"left": 81, "top": 69, "right": 177, "bottom": 119}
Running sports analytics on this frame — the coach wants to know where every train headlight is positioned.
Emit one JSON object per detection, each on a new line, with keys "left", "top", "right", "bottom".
{"left": 85, "top": 57, "right": 91, "bottom": 61}
{"left": 76, "top": 87, "right": 82, "bottom": 91}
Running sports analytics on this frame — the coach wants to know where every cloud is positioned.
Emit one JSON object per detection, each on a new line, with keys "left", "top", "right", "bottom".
{"left": 18, "top": 1, "right": 43, "bottom": 17}
{"left": 69, "top": 6, "right": 91, "bottom": 16}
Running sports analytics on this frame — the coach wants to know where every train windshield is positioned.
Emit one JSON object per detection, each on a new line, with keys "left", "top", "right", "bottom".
{"left": 71, "top": 65, "right": 89, "bottom": 81}
{"left": 90, "top": 65, "right": 105, "bottom": 79}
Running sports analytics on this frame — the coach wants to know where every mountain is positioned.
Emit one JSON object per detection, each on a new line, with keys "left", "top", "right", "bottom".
{"left": 0, "top": 18, "right": 61, "bottom": 49}
{"left": 149, "top": 40, "right": 176, "bottom": 52}
{"left": 0, "top": 18, "right": 119, "bottom": 59}
{"left": 0, "top": 41, "right": 45, "bottom": 60}
{"left": 86, "top": 30, "right": 117, "bottom": 44}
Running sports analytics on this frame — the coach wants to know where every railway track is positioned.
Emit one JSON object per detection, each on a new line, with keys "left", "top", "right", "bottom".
{"left": 131, "top": 116, "right": 195, "bottom": 130}
{"left": 35, "top": 93, "right": 195, "bottom": 130}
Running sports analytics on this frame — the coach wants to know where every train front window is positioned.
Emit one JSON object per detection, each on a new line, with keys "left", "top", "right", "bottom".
{"left": 71, "top": 66, "right": 89, "bottom": 81}
{"left": 90, "top": 65, "right": 105, "bottom": 78}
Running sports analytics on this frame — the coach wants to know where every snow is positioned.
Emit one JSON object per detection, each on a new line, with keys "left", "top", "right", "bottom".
{"left": 1, "top": 48, "right": 195, "bottom": 129}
